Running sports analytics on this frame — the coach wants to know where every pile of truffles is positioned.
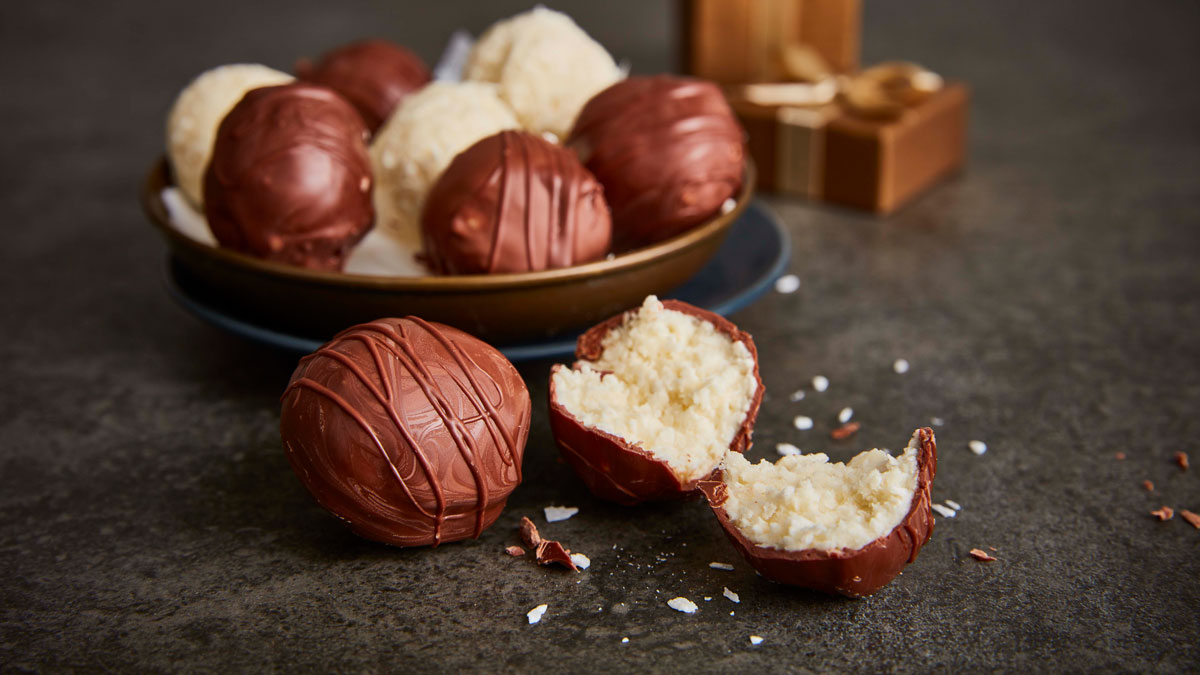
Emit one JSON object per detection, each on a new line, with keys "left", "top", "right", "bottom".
{"left": 163, "top": 8, "right": 746, "bottom": 274}
{"left": 281, "top": 295, "right": 938, "bottom": 598}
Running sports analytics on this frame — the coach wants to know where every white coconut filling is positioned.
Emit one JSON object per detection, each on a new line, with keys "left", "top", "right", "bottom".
{"left": 552, "top": 296, "right": 758, "bottom": 483}
{"left": 721, "top": 433, "right": 920, "bottom": 552}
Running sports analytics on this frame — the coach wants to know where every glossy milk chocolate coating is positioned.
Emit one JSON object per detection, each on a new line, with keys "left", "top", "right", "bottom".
{"left": 421, "top": 130, "right": 612, "bottom": 275}
{"left": 296, "top": 39, "right": 431, "bottom": 134}
{"left": 280, "top": 317, "right": 531, "bottom": 547}
{"left": 548, "top": 300, "right": 762, "bottom": 505}
{"left": 700, "top": 428, "right": 938, "bottom": 598}
{"left": 204, "top": 82, "right": 373, "bottom": 271}
{"left": 567, "top": 76, "right": 745, "bottom": 251}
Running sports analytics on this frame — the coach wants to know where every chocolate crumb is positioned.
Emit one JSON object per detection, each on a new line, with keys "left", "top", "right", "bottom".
{"left": 505, "top": 545, "right": 525, "bottom": 557}
{"left": 519, "top": 517, "right": 542, "bottom": 548}
{"left": 1142, "top": 480, "right": 1155, "bottom": 492}
{"left": 830, "top": 421, "right": 861, "bottom": 440}
{"left": 968, "top": 548, "right": 996, "bottom": 562}
{"left": 1151, "top": 506, "right": 1174, "bottom": 521}
{"left": 1181, "top": 510, "right": 1200, "bottom": 529}
{"left": 1174, "top": 452, "right": 1189, "bottom": 471}
{"left": 1114, "top": 452, "right": 1126, "bottom": 460}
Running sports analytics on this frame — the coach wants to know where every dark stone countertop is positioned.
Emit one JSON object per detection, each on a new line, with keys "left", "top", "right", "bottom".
{"left": 2, "top": 1, "right": 1198, "bottom": 671}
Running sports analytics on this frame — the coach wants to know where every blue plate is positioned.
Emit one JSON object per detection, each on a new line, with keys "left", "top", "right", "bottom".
{"left": 167, "top": 200, "right": 789, "bottom": 362}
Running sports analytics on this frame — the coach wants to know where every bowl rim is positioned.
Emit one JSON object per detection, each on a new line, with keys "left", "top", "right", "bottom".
{"left": 141, "top": 156, "right": 756, "bottom": 292}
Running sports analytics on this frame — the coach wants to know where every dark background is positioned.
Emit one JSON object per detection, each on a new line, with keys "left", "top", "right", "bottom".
{"left": 3, "top": 0, "right": 1199, "bottom": 671}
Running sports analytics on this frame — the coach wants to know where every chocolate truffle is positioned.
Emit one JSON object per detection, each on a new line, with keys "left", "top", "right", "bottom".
{"left": 567, "top": 76, "right": 746, "bottom": 251}
{"left": 280, "top": 317, "right": 531, "bottom": 547}
{"left": 700, "top": 428, "right": 938, "bottom": 598}
{"left": 421, "top": 130, "right": 612, "bottom": 275}
{"left": 549, "top": 296, "right": 762, "bottom": 504}
{"left": 296, "top": 39, "right": 431, "bottom": 134}
{"left": 204, "top": 82, "right": 374, "bottom": 271}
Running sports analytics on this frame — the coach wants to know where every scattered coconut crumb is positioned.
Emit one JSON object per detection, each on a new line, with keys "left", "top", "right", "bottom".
{"left": 838, "top": 407, "right": 854, "bottom": 424}
{"left": 893, "top": 359, "right": 910, "bottom": 374}
{"left": 969, "top": 548, "right": 997, "bottom": 562}
{"left": 775, "top": 274, "right": 801, "bottom": 294}
{"left": 1175, "top": 452, "right": 1189, "bottom": 471}
{"left": 1114, "top": 452, "right": 1126, "bottom": 460}
{"left": 723, "top": 587, "right": 740, "bottom": 604}
{"left": 527, "top": 604, "right": 548, "bottom": 624}
{"left": 812, "top": 375, "right": 829, "bottom": 392}
{"left": 749, "top": 635, "right": 764, "bottom": 646}
{"left": 945, "top": 499, "right": 962, "bottom": 511}
{"left": 968, "top": 440, "right": 988, "bottom": 456}
{"left": 721, "top": 197, "right": 737, "bottom": 214}
{"left": 830, "top": 421, "right": 860, "bottom": 440}
{"left": 621, "top": 637, "right": 629, "bottom": 644}
{"left": 793, "top": 415, "right": 814, "bottom": 431}
{"left": 930, "top": 417, "right": 945, "bottom": 426}
{"left": 570, "top": 553, "right": 591, "bottom": 570}
{"left": 1142, "top": 480, "right": 1155, "bottom": 492}
{"left": 505, "top": 545, "right": 525, "bottom": 557}
{"left": 1151, "top": 506, "right": 1174, "bottom": 521}
{"left": 776, "top": 443, "right": 801, "bottom": 456}
{"left": 788, "top": 389, "right": 806, "bottom": 402}
{"left": 709, "top": 562, "right": 735, "bottom": 571}
{"left": 704, "top": 597, "right": 712, "bottom": 601}
{"left": 1181, "top": 510, "right": 1200, "bottom": 529}
{"left": 544, "top": 506, "right": 579, "bottom": 522}
{"left": 932, "top": 504, "right": 957, "bottom": 518}
{"left": 667, "top": 597, "right": 699, "bottom": 614}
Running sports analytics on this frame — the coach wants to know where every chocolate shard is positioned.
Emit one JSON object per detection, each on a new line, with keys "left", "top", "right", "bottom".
{"left": 535, "top": 541, "right": 578, "bottom": 571}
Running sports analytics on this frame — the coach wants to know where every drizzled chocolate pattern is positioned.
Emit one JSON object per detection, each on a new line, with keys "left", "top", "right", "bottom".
{"left": 421, "top": 130, "right": 611, "bottom": 275}
{"left": 280, "top": 317, "right": 530, "bottom": 547}
{"left": 567, "top": 76, "right": 745, "bottom": 251}
{"left": 204, "top": 82, "right": 374, "bottom": 271}
{"left": 296, "top": 39, "right": 431, "bottom": 134}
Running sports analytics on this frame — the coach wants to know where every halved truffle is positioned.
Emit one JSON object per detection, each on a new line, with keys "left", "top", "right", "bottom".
{"left": 699, "top": 428, "right": 938, "bottom": 598}
{"left": 548, "top": 296, "right": 762, "bottom": 504}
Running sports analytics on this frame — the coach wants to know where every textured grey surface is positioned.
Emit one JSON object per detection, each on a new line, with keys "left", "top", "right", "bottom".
{"left": 2, "top": 0, "right": 1199, "bottom": 672}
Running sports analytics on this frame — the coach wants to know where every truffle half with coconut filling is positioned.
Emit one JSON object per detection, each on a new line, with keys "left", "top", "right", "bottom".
{"left": 700, "top": 428, "right": 938, "bottom": 598}
{"left": 549, "top": 296, "right": 762, "bottom": 504}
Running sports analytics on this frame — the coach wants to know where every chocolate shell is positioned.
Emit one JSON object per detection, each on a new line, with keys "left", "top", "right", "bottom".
{"left": 204, "top": 82, "right": 373, "bottom": 271}
{"left": 566, "top": 76, "right": 745, "bottom": 251}
{"left": 421, "top": 130, "right": 612, "bottom": 275}
{"left": 699, "top": 428, "right": 938, "bottom": 598}
{"left": 280, "top": 317, "right": 531, "bottom": 547}
{"left": 296, "top": 39, "right": 431, "bottom": 133}
{"left": 548, "top": 300, "right": 762, "bottom": 505}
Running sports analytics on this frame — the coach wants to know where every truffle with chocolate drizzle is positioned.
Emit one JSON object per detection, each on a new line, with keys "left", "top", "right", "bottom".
{"left": 421, "top": 130, "right": 612, "bottom": 275}
{"left": 280, "top": 317, "right": 531, "bottom": 547}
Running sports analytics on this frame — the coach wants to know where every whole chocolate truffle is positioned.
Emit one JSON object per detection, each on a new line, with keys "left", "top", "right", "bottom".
{"left": 567, "top": 76, "right": 746, "bottom": 251}
{"left": 296, "top": 39, "right": 431, "bottom": 134}
{"left": 421, "top": 130, "right": 612, "bottom": 275}
{"left": 281, "top": 317, "right": 531, "bottom": 547}
{"left": 204, "top": 82, "right": 374, "bottom": 271}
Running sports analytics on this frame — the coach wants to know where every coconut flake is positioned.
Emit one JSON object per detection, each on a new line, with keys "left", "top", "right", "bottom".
{"left": 968, "top": 440, "right": 988, "bottom": 455}
{"left": 749, "top": 635, "right": 764, "bottom": 645}
{"left": 775, "top": 443, "right": 801, "bottom": 456}
{"left": 932, "top": 504, "right": 956, "bottom": 518}
{"left": 527, "top": 604, "right": 548, "bottom": 624}
{"left": 667, "top": 597, "right": 698, "bottom": 614}
{"left": 721, "top": 197, "right": 737, "bottom": 215}
{"left": 788, "top": 389, "right": 806, "bottom": 402}
{"left": 774, "top": 274, "right": 801, "bottom": 294}
{"left": 930, "top": 417, "right": 945, "bottom": 426}
{"left": 793, "top": 416, "right": 814, "bottom": 431}
{"left": 838, "top": 407, "right": 854, "bottom": 424}
{"left": 569, "top": 553, "right": 591, "bottom": 570}
{"left": 709, "top": 562, "right": 735, "bottom": 571}
{"left": 944, "top": 499, "right": 962, "bottom": 511}
{"left": 893, "top": 359, "right": 910, "bottom": 374}
{"left": 812, "top": 375, "right": 829, "bottom": 392}
{"left": 621, "top": 637, "right": 629, "bottom": 643}
{"left": 544, "top": 506, "right": 579, "bottom": 522}
{"left": 723, "top": 587, "right": 740, "bottom": 604}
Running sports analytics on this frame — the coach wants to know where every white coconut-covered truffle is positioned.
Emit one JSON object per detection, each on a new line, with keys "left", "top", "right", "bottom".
{"left": 369, "top": 81, "right": 519, "bottom": 239}
{"left": 165, "top": 64, "right": 293, "bottom": 207}
{"left": 465, "top": 8, "right": 620, "bottom": 141}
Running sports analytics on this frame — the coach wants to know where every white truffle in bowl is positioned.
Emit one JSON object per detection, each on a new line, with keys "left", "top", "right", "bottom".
{"left": 369, "top": 81, "right": 519, "bottom": 239}
{"left": 465, "top": 8, "right": 620, "bottom": 142}
{"left": 165, "top": 64, "right": 293, "bottom": 207}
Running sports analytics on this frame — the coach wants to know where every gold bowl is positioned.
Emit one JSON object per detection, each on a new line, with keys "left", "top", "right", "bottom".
{"left": 142, "top": 158, "right": 755, "bottom": 346}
